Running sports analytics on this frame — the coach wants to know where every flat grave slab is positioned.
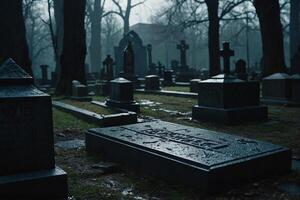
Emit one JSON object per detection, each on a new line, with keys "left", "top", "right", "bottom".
{"left": 135, "top": 89, "right": 197, "bottom": 98}
{"left": 86, "top": 120, "right": 291, "bottom": 194}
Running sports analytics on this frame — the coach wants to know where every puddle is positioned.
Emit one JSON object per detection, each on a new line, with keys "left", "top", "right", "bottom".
{"left": 55, "top": 139, "right": 85, "bottom": 149}
{"left": 139, "top": 99, "right": 161, "bottom": 107}
{"left": 292, "top": 159, "right": 300, "bottom": 172}
{"left": 278, "top": 182, "right": 300, "bottom": 196}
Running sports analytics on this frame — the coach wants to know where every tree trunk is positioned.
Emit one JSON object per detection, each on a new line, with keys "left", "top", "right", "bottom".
{"left": 123, "top": 0, "right": 131, "bottom": 34}
{"left": 254, "top": 0, "right": 286, "bottom": 76}
{"left": 290, "top": 0, "right": 300, "bottom": 72}
{"left": 89, "top": 0, "right": 103, "bottom": 73}
{"left": 205, "top": 0, "right": 221, "bottom": 77}
{"left": 0, "top": 0, "right": 32, "bottom": 75}
{"left": 53, "top": 0, "right": 64, "bottom": 75}
{"left": 56, "top": 0, "right": 86, "bottom": 95}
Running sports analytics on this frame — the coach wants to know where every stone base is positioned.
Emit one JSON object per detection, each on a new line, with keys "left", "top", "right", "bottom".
{"left": 192, "top": 105, "right": 268, "bottom": 125}
{"left": 70, "top": 96, "right": 93, "bottom": 102}
{"left": 86, "top": 121, "right": 291, "bottom": 194}
{"left": 0, "top": 166, "right": 68, "bottom": 199}
{"left": 106, "top": 99, "right": 140, "bottom": 113}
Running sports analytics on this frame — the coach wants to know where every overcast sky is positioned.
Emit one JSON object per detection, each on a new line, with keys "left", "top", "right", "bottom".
{"left": 106, "top": 0, "right": 169, "bottom": 25}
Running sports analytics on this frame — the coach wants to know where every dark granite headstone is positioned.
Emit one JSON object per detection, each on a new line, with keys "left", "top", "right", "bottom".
{"left": 0, "top": 59, "right": 67, "bottom": 198}
{"left": 262, "top": 73, "right": 292, "bottom": 104}
{"left": 119, "top": 42, "right": 138, "bottom": 84}
{"left": 177, "top": 40, "right": 189, "bottom": 71}
{"left": 235, "top": 59, "right": 248, "bottom": 81}
{"left": 86, "top": 120, "right": 291, "bottom": 194}
{"left": 114, "top": 31, "right": 147, "bottom": 77}
{"left": 190, "top": 79, "right": 201, "bottom": 93}
{"left": 193, "top": 42, "right": 267, "bottom": 124}
{"left": 291, "top": 74, "right": 300, "bottom": 103}
{"left": 106, "top": 78, "right": 140, "bottom": 112}
{"left": 147, "top": 44, "right": 156, "bottom": 75}
{"left": 145, "top": 75, "right": 160, "bottom": 91}
{"left": 40, "top": 65, "right": 49, "bottom": 85}
{"left": 102, "top": 55, "right": 114, "bottom": 81}
{"left": 162, "top": 70, "right": 174, "bottom": 86}
{"left": 71, "top": 80, "right": 92, "bottom": 101}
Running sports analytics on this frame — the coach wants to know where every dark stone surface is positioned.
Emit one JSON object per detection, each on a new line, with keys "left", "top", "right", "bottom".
{"left": 193, "top": 74, "right": 268, "bottom": 124}
{"left": 145, "top": 75, "right": 160, "bottom": 91}
{"left": 0, "top": 166, "right": 68, "bottom": 199}
{"left": 71, "top": 80, "right": 92, "bottom": 101}
{"left": 190, "top": 79, "right": 201, "bottom": 93}
{"left": 291, "top": 74, "right": 300, "bottom": 103}
{"left": 40, "top": 65, "right": 50, "bottom": 85}
{"left": 95, "top": 81, "right": 110, "bottom": 96}
{"left": 86, "top": 120, "right": 291, "bottom": 194}
{"left": 0, "top": 59, "right": 67, "bottom": 198}
{"left": 262, "top": 73, "right": 292, "bottom": 102}
{"left": 102, "top": 55, "right": 114, "bottom": 81}
{"left": 106, "top": 78, "right": 140, "bottom": 112}
{"left": 235, "top": 59, "right": 248, "bottom": 81}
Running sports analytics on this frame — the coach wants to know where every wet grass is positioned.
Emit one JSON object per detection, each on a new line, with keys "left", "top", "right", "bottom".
{"left": 162, "top": 86, "right": 190, "bottom": 92}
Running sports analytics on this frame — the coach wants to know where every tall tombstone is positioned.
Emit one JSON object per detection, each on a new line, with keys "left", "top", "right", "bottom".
{"left": 235, "top": 59, "right": 248, "bottom": 81}
{"left": 177, "top": 40, "right": 189, "bottom": 71}
{"left": 114, "top": 31, "right": 147, "bottom": 77}
{"left": 291, "top": 46, "right": 300, "bottom": 75}
{"left": 192, "top": 42, "right": 267, "bottom": 124}
{"left": 119, "top": 42, "right": 138, "bottom": 84}
{"left": 0, "top": 59, "right": 68, "bottom": 198}
{"left": 162, "top": 70, "right": 174, "bottom": 86}
{"left": 102, "top": 55, "right": 114, "bottom": 81}
{"left": 40, "top": 65, "right": 49, "bottom": 85}
{"left": 147, "top": 44, "right": 156, "bottom": 75}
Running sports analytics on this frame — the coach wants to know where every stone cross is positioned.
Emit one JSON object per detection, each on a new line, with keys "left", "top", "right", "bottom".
{"left": 220, "top": 42, "right": 235, "bottom": 74}
{"left": 103, "top": 55, "right": 114, "bottom": 80}
{"left": 177, "top": 40, "right": 189, "bottom": 69}
{"left": 123, "top": 41, "right": 135, "bottom": 74}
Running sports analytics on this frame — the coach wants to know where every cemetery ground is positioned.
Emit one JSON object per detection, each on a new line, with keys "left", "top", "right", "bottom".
{"left": 53, "top": 92, "right": 300, "bottom": 200}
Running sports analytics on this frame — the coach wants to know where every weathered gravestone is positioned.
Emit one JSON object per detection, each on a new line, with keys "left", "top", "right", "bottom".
{"left": 192, "top": 42, "right": 268, "bottom": 124}
{"left": 145, "top": 75, "right": 160, "bottom": 91}
{"left": 105, "top": 78, "right": 140, "bottom": 113}
{"left": 40, "top": 65, "right": 50, "bottom": 85}
{"left": 0, "top": 59, "right": 68, "bottom": 198}
{"left": 86, "top": 120, "right": 291, "bottom": 194}
{"left": 175, "top": 40, "right": 196, "bottom": 82}
{"left": 190, "top": 79, "right": 202, "bottom": 93}
{"left": 262, "top": 73, "right": 292, "bottom": 105}
{"left": 71, "top": 80, "right": 92, "bottom": 101}
{"left": 235, "top": 59, "right": 248, "bottom": 81}
{"left": 119, "top": 42, "right": 139, "bottom": 85}
{"left": 102, "top": 55, "right": 114, "bottom": 81}
{"left": 162, "top": 70, "right": 174, "bottom": 86}
{"left": 147, "top": 44, "right": 156, "bottom": 75}
{"left": 114, "top": 31, "right": 147, "bottom": 78}
{"left": 291, "top": 74, "right": 300, "bottom": 104}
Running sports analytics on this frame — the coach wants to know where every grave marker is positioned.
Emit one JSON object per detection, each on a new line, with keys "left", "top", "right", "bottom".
{"left": 0, "top": 59, "right": 68, "bottom": 198}
{"left": 86, "top": 120, "right": 291, "bottom": 194}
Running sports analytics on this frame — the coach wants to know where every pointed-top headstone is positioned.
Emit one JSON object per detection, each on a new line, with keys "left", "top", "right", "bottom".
{"left": 0, "top": 58, "right": 33, "bottom": 85}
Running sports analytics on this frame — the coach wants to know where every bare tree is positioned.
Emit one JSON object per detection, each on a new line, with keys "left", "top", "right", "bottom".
{"left": 110, "top": 0, "right": 147, "bottom": 34}
{"left": 0, "top": 0, "right": 32, "bottom": 74}
{"left": 254, "top": 0, "right": 286, "bottom": 76}
{"left": 56, "top": 0, "right": 87, "bottom": 95}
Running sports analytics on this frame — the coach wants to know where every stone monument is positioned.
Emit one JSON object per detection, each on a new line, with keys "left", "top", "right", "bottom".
{"left": 175, "top": 40, "right": 196, "bottom": 82}
{"left": 119, "top": 42, "right": 138, "bottom": 85}
{"left": 0, "top": 59, "right": 68, "bottom": 198}
{"left": 262, "top": 73, "right": 292, "bottom": 104}
{"left": 71, "top": 80, "right": 92, "bottom": 101}
{"left": 147, "top": 44, "right": 156, "bottom": 75}
{"left": 114, "top": 31, "right": 147, "bottom": 77}
{"left": 40, "top": 65, "right": 50, "bottom": 85}
{"left": 86, "top": 120, "right": 291, "bottom": 194}
{"left": 190, "top": 79, "right": 202, "bottom": 93}
{"left": 192, "top": 42, "right": 268, "bottom": 124}
{"left": 235, "top": 59, "right": 248, "bottom": 81}
{"left": 162, "top": 70, "right": 174, "bottom": 86}
{"left": 145, "top": 75, "right": 160, "bottom": 91}
{"left": 105, "top": 78, "right": 140, "bottom": 113}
